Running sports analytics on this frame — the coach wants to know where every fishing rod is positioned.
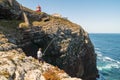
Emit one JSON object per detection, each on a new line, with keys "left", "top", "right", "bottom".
{"left": 43, "top": 37, "right": 56, "bottom": 55}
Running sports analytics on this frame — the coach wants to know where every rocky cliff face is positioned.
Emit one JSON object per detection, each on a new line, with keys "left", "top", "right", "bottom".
{"left": 0, "top": 0, "right": 98, "bottom": 80}
{"left": 0, "top": 32, "right": 81, "bottom": 80}
{"left": 19, "top": 18, "right": 98, "bottom": 80}
{"left": 0, "top": 0, "right": 43, "bottom": 20}
{"left": 0, "top": 0, "right": 21, "bottom": 19}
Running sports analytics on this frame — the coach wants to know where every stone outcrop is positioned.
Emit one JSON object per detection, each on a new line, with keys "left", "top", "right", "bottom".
{"left": 0, "top": 0, "right": 21, "bottom": 19}
{"left": 0, "top": 0, "right": 46, "bottom": 20}
{"left": 0, "top": 32, "right": 82, "bottom": 80}
{"left": 17, "top": 18, "right": 98, "bottom": 80}
{"left": 0, "top": 0, "right": 98, "bottom": 80}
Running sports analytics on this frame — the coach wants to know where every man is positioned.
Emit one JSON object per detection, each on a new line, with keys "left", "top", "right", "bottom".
{"left": 37, "top": 48, "right": 43, "bottom": 63}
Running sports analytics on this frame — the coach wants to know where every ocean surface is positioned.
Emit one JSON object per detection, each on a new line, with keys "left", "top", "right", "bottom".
{"left": 89, "top": 33, "right": 120, "bottom": 80}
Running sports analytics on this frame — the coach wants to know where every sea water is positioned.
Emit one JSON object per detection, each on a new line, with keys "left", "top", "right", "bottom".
{"left": 89, "top": 33, "right": 120, "bottom": 80}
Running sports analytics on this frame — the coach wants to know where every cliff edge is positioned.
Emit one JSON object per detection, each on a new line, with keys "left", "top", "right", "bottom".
{"left": 0, "top": 0, "right": 98, "bottom": 80}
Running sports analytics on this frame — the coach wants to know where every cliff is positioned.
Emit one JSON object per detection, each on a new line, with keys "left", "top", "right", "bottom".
{"left": 0, "top": 32, "right": 82, "bottom": 80}
{"left": 0, "top": 0, "right": 98, "bottom": 80}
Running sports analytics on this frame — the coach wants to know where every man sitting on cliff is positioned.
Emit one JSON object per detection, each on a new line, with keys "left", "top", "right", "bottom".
{"left": 37, "top": 48, "right": 44, "bottom": 63}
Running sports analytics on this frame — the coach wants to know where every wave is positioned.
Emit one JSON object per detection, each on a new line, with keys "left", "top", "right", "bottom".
{"left": 96, "top": 51, "right": 120, "bottom": 80}
{"left": 97, "top": 52, "right": 102, "bottom": 57}
{"left": 95, "top": 48, "right": 102, "bottom": 56}
{"left": 91, "top": 34, "right": 120, "bottom": 80}
{"left": 96, "top": 52, "right": 120, "bottom": 70}
{"left": 97, "top": 63, "right": 120, "bottom": 70}
{"left": 95, "top": 47, "right": 101, "bottom": 50}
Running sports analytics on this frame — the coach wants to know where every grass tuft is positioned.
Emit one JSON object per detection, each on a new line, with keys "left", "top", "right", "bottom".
{"left": 43, "top": 66, "right": 64, "bottom": 80}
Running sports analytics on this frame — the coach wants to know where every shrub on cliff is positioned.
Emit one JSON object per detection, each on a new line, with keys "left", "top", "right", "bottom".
{"left": 43, "top": 67, "right": 65, "bottom": 80}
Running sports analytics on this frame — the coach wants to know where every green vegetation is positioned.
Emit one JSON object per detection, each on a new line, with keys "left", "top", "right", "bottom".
{"left": 0, "top": 20, "right": 22, "bottom": 33}
{"left": 0, "top": 20, "right": 22, "bottom": 28}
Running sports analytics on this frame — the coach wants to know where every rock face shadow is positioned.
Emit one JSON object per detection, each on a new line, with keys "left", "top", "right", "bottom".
{"left": 18, "top": 26, "right": 98, "bottom": 80}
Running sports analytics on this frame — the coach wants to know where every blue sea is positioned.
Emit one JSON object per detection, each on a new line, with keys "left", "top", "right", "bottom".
{"left": 89, "top": 33, "right": 120, "bottom": 80}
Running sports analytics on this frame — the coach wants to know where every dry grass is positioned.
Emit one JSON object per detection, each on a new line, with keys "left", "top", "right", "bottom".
{"left": 32, "top": 16, "right": 71, "bottom": 26}
{"left": 50, "top": 16, "right": 79, "bottom": 29}
{"left": 32, "top": 21, "right": 41, "bottom": 26}
{"left": 19, "top": 22, "right": 29, "bottom": 29}
{"left": 43, "top": 66, "right": 65, "bottom": 80}
{"left": 0, "top": 70, "right": 10, "bottom": 78}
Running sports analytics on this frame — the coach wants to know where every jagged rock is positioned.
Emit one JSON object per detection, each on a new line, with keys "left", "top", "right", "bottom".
{"left": 0, "top": 43, "right": 17, "bottom": 51}
{"left": 0, "top": 46, "right": 4, "bottom": 51}
{"left": 0, "top": 0, "right": 98, "bottom": 80}
{"left": 24, "top": 70, "right": 45, "bottom": 80}
{"left": 0, "top": 76, "right": 8, "bottom": 80}
{"left": 42, "top": 16, "right": 50, "bottom": 22}
{"left": 0, "top": 48, "right": 81, "bottom": 80}
{"left": 0, "top": 33, "right": 82, "bottom": 80}
{"left": 0, "top": 0, "right": 36, "bottom": 20}
{"left": 0, "top": 38, "right": 8, "bottom": 44}
{"left": 0, "top": 0, "right": 21, "bottom": 19}
{"left": 17, "top": 18, "right": 98, "bottom": 79}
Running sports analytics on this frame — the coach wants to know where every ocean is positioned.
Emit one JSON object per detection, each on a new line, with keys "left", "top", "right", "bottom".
{"left": 89, "top": 33, "right": 120, "bottom": 80}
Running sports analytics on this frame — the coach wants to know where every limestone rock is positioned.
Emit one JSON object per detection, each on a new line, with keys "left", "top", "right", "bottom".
{"left": 0, "top": 33, "right": 82, "bottom": 80}
{"left": 0, "top": 0, "right": 21, "bottom": 19}
{"left": 18, "top": 18, "right": 98, "bottom": 79}
{"left": 0, "top": 0, "right": 98, "bottom": 80}
{"left": 24, "top": 70, "right": 45, "bottom": 80}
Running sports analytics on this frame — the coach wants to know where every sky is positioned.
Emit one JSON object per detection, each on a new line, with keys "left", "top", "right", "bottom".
{"left": 17, "top": 0, "right": 120, "bottom": 33}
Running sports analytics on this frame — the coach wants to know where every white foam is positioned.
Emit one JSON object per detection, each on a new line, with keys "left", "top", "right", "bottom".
{"left": 99, "top": 55, "right": 120, "bottom": 64}
{"left": 103, "top": 56, "right": 115, "bottom": 62}
{"left": 97, "top": 53, "right": 120, "bottom": 70}
{"left": 97, "top": 63, "right": 120, "bottom": 70}
{"left": 95, "top": 47, "right": 100, "bottom": 50}
{"left": 97, "top": 53, "right": 102, "bottom": 57}
{"left": 116, "top": 61, "right": 120, "bottom": 64}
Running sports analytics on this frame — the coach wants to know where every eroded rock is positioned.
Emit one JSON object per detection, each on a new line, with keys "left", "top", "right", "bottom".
{"left": 17, "top": 19, "right": 98, "bottom": 80}
{"left": 0, "top": 0, "right": 98, "bottom": 79}
{"left": 0, "top": 33, "right": 82, "bottom": 80}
